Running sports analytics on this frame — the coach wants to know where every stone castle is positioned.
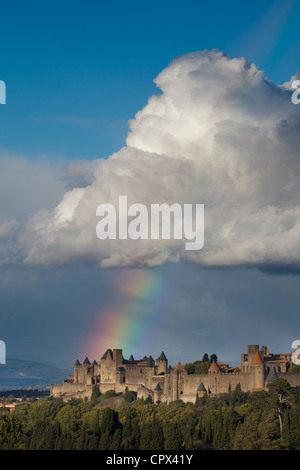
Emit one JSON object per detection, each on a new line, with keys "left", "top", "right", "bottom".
{"left": 50, "top": 344, "right": 300, "bottom": 403}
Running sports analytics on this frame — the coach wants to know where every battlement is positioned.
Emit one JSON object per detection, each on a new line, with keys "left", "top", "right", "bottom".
{"left": 51, "top": 344, "right": 299, "bottom": 403}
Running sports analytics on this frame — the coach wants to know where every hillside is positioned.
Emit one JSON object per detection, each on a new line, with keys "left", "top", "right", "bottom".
{"left": 0, "top": 358, "right": 72, "bottom": 390}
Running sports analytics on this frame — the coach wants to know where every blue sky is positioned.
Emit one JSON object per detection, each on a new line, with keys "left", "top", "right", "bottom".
{"left": 0, "top": 0, "right": 300, "bottom": 369}
{"left": 0, "top": 0, "right": 299, "bottom": 159}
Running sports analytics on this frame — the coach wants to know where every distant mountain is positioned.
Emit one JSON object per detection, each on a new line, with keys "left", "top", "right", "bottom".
{"left": 0, "top": 358, "right": 72, "bottom": 391}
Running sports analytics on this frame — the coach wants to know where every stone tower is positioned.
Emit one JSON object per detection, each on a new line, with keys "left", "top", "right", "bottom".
{"left": 155, "top": 351, "right": 168, "bottom": 375}
{"left": 250, "top": 350, "right": 265, "bottom": 390}
{"left": 172, "top": 362, "right": 187, "bottom": 401}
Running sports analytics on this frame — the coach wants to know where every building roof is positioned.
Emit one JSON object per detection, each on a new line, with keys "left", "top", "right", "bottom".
{"left": 209, "top": 361, "right": 220, "bottom": 372}
{"left": 174, "top": 361, "right": 185, "bottom": 370}
{"left": 154, "top": 383, "right": 162, "bottom": 391}
{"left": 250, "top": 351, "right": 264, "bottom": 366}
{"left": 74, "top": 359, "right": 81, "bottom": 366}
{"left": 142, "top": 355, "right": 148, "bottom": 361}
{"left": 146, "top": 355, "right": 155, "bottom": 367}
{"left": 265, "top": 367, "right": 278, "bottom": 382}
{"left": 197, "top": 382, "right": 206, "bottom": 392}
{"left": 83, "top": 356, "right": 91, "bottom": 365}
{"left": 101, "top": 349, "right": 113, "bottom": 360}
{"left": 128, "top": 354, "right": 135, "bottom": 361}
{"left": 92, "top": 360, "right": 98, "bottom": 365}
{"left": 156, "top": 351, "right": 168, "bottom": 362}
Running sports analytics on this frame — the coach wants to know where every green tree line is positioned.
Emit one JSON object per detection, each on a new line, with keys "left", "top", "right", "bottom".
{"left": 0, "top": 378, "right": 300, "bottom": 450}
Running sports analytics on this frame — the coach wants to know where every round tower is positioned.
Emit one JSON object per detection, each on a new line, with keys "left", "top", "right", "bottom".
{"left": 250, "top": 350, "right": 265, "bottom": 390}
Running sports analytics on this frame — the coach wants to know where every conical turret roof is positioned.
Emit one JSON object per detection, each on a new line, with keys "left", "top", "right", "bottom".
{"left": 265, "top": 367, "right": 278, "bottom": 382}
{"left": 156, "top": 351, "right": 167, "bottom": 362}
{"left": 146, "top": 355, "right": 155, "bottom": 367}
{"left": 209, "top": 361, "right": 220, "bottom": 372}
{"left": 101, "top": 349, "right": 113, "bottom": 360}
{"left": 128, "top": 354, "right": 135, "bottom": 361}
{"left": 74, "top": 359, "right": 81, "bottom": 366}
{"left": 197, "top": 382, "right": 206, "bottom": 392}
{"left": 250, "top": 351, "right": 264, "bottom": 366}
{"left": 92, "top": 360, "right": 98, "bottom": 365}
{"left": 175, "top": 361, "right": 185, "bottom": 370}
{"left": 83, "top": 356, "right": 91, "bottom": 365}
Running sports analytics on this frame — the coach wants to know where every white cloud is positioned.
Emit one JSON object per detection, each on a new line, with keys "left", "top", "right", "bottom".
{"left": 1, "top": 49, "right": 300, "bottom": 270}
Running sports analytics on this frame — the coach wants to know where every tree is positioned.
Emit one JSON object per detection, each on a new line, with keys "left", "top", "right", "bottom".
{"left": 145, "top": 394, "right": 153, "bottom": 404}
{"left": 91, "top": 385, "right": 100, "bottom": 401}
{"left": 202, "top": 353, "right": 209, "bottom": 362}
{"left": 99, "top": 431, "right": 112, "bottom": 450}
{"left": 267, "top": 378, "right": 298, "bottom": 433}
{"left": 164, "top": 421, "right": 182, "bottom": 450}
{"left": 100, "top": 408, "right": 119, "bottom": 436}
{"left": 287, "top": 404, "right": 300, "bottom": 449}
{"left": 288, "top": 365, "right": 300, "bottom": 373}
{"left": 210, "top": 354, "right": 218, "bottom": 363}
{"left": 124, "top": 387, "right": 137, "bottom": 403}
{"left": 122, "top": 408, "right": 140, "bottom": 450}
{"left": 281, "top": 410, "right": 291, "bottom": 448}
{"left": 111, "top": 428, "right": 122, "bottom": 450}
{"left": 185, "top": 363, "right": 195, "bottom": 375}
{"left": 140, "top": 413, "right": 164, "bottom": 450}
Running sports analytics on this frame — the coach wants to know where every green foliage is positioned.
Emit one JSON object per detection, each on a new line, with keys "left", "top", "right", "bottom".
{"left": 0, "top": 382, "right": 299, "bottom": 450}
{"left": 91, "top": 385, "right": 101, "bottom": 401}
{"left": 139, "top": 412, "right": 164, "bottom": 450}
{"left": 124, "top": 387, "right": 137, "bottom": 403}
{"left": 288, "top": 365, "right": 300, "bottom": 373}
{"left": 104, "top": 389, "right": 116, "bottom": 398}
{"left": 145, "top": 394, "right": 153, "bottom": 404}
{"left": 210, "top": 354, "right": 218, "bottom": 363}
{"left": 185, "top": 363, "right": 196, "bottom": 374}
{"left": 184, "top": 360, "right": 210, "bottom": 375}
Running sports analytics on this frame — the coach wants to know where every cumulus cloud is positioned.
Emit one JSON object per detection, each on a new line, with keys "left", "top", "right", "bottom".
{"left": 1, "top": 49, "right": 300, "bottom": 270}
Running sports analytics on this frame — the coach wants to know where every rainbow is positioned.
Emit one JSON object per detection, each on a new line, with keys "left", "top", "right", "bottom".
{"left": 83, "top": 268, "right": 164, "bottom": 361}
{"left": 81, "top": 1, "right": 300, "bottom": 364}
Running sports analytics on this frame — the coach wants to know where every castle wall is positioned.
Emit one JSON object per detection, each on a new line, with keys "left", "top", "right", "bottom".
{"left": 51, "top": 346, "right": 300, "bottom": 403}
{"left": 180, "top": 372, "right": 253, "bottom": 400}
{"left": 50, "top": 383, "right": 93, "bottom": 401}
{"left": 278, "top": 372, "right": 300, "bottom": 390}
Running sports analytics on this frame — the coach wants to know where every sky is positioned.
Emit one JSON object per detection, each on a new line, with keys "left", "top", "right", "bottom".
{"left": 0, "top": 0, "right": 300, "bottom": 369}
